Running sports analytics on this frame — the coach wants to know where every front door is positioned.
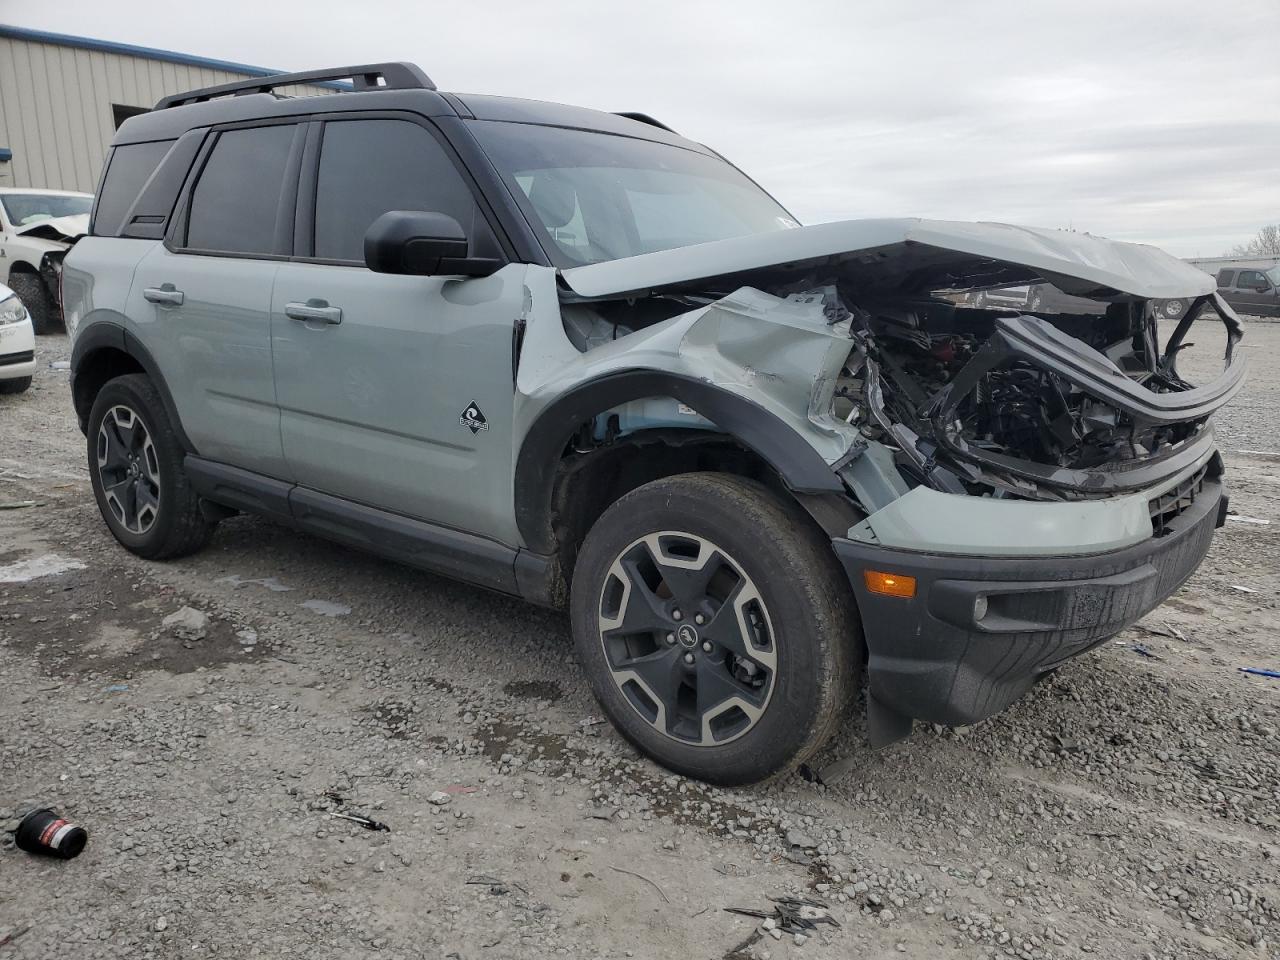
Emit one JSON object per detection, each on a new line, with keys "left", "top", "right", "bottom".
{"left": 270, "top": 116, "right": 524, "bottom": 544}
{"left": 1231, "top": 268, "right": 1274, "bottom": 313}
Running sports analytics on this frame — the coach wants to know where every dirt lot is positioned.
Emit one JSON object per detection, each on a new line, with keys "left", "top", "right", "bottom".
{"left": 1, "top": 319, "right": 1277, "bottom": 960}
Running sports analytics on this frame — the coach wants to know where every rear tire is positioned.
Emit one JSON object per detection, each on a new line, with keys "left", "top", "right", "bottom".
{"left": 0, "top": 376, "right": 31, "bottom": 395}
{"left": 87, "top": 374, "right": 216, "bottom": 559}
{"left": 570, "top": 473, "right": 861, "bottom": 786}
{"left": 6, "top": 272, "right": 57, "bottom": 335}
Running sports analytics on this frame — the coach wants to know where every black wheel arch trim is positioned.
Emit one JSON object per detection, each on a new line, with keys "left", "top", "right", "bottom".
{"left": 514, "top": 369, "right": 846, "bottom": 554}
{"left": 70, "top": 320, "right": 197, "bottom": 454}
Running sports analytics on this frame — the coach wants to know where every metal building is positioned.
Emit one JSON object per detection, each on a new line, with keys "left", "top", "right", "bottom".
{"left": 0, "top": 24, "right": 337, "bottom": 193}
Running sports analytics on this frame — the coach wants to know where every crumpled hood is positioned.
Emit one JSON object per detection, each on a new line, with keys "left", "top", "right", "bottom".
{"left": 560, "top": 218, "right": 1215, "bottom": 302}
{"left": 15, "top": 214, "right": 89, "bottom": 244}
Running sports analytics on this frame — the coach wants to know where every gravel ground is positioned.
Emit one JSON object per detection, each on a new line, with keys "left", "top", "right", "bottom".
{"left": 1, "top": 318, "right": 1278, "bottom": 960}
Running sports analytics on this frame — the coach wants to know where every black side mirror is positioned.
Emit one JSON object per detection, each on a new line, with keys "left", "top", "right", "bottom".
{"left": 363, "top": 211, "right": 500, "bottom": 277}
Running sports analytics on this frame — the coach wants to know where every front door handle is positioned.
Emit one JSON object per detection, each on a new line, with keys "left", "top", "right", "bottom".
{"left": 143, "top": 284, "right": 184, "bottom": 306}
{"left": 284, "top": 300, "right": 342, "bottom": 325}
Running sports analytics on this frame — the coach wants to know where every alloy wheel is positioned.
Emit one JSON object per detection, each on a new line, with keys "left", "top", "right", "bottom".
{"left": 97, "top": 405, "right": 161, "bottom": 535}
{"left": 597, "top": 531, "right": 776, "bottom": 746}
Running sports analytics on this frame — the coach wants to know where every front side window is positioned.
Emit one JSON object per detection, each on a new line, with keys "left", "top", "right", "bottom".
{"left": 313, "top": 119, "right": 480, "bottom": 262}
{"left": 185, "top": 124, "right": 296, "bottom": 255}
{"left": 469, "top": 121, "right": 799, "bottom": 267}
{"left": 1237, "top": 269, "right": 1267, "bottom": 289}
{"left": 4, "top": 192, "right": 93, "bottom": 227}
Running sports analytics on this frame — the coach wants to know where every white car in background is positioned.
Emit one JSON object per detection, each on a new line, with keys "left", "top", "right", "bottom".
{"left": 0, "top": 282, "right": 35, "bottom": 394}
{"left": 0, "top": 187, "right": 92, "bottom": 334}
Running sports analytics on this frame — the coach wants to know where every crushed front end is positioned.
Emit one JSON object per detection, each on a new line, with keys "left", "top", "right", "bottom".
{"left": 826, "top": 286, "right": 1244, "bottom": 741}
{"left": 553, "top": 219, "right": 1247, "bottom": 742}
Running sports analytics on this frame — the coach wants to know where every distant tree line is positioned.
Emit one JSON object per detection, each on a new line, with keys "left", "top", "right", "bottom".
{"left": 1228, "top": 224, "right": 1280, "bottom": 257}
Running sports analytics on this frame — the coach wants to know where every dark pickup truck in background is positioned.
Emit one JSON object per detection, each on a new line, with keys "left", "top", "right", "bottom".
{"left": 964, "top": 262, "right": 1280, "bottom": 320}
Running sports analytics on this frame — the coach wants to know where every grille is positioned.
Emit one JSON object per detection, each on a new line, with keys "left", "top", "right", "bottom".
{"left": 1149, "top": 467, "right": 1206, "bottom": 536}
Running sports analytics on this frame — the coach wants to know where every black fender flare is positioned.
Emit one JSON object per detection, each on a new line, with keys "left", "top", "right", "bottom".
{"left": 514, "top": 369, "right": 845, "bottom": 553}
{"left": 70, "top": 320, "right": 197, "bottom": 453}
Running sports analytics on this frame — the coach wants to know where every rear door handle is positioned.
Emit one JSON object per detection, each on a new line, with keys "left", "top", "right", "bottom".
{"left": 284, "top": 300, "right": 342, "bottom": 325}
{"left": 143, "top": 284, "right": 184, "bottom": 306}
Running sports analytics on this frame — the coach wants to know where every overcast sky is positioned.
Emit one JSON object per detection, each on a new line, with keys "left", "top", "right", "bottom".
{"left": 6, "top": 0, "right": 1278, "bottom": 256}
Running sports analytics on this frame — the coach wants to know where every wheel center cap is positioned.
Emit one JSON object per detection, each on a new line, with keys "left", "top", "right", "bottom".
{"left": 676, "top": 624, "right": 699, "bottom": 649}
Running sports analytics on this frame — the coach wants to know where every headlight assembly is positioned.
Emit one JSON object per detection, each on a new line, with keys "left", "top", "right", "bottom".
{"left": 0, "top": 295, "right": 29, "bottom": 326}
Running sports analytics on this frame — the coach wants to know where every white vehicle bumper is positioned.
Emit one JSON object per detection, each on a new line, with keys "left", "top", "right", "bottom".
{"left": 0, "top": 318, "right": 36, "bottom": 380}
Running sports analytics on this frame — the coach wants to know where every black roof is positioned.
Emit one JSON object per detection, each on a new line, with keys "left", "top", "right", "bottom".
{"left": 117, "top": 61, "right": 703, "bottom": 154}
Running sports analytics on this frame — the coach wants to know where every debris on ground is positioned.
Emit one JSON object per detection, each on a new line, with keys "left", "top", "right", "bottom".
{"left": 1230, "top": 584, "right": 1258, "bottom": 593}
{"left": 1126, "top": 642, "right": 1163, "bottom": 660}
{"left": 12, "top": 808, "right": 88, "bottom": 860}
{"left": 300, "top": 599, "right": 351, "bottom": 617}
{"left": 161, "top": 606, "right": 209, "bottom": 641}
{"left": 0, "top": 926, "right": 31, "bottom": 948}
{"left": 427, "top": 791, "right": 452, "bottom": 806}
{"left": 0, "top": 500, "right": 36, "bottom": 510}
{"left": 1227, "top": 514, "right": 1270, "bottom": 525}
{"left": 607, "top": 865, "right": 669, "bottom": 903}
{"left": 725, "top": 896, "right": 839, "bottom": 945}
{"left": 1239, "top": 667, "right": 1280, "bottom": 679}
{"left": 328, "top": 811, "right": 390, "bottom": 832}
{"left": 465, "top": 874, "right": 528, "bottom": 897}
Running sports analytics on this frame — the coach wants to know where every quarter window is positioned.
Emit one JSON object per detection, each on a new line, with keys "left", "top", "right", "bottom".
{"left": 93, "top": 140, "right": 173, "bottom": 237}
{"left": 186, "top": 125, "right": 296, "bottom": 255}
{"left": 313, "top": 119, "right": 480, "bottom": 262}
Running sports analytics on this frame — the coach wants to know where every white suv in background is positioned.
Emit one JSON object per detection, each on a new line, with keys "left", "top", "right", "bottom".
{"left": 0, "top": 187, "right": 92, "bottom": 334}
{"left": 0, "top": 282, "right": 35, "bottom": 394}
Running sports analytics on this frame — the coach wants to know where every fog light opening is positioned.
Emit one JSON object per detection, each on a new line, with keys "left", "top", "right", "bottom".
{"left": 864, "top": 570, "right": 917, "bottom": 599}
{"left": 973, "top": 594, "right": 989, "bottom": 622}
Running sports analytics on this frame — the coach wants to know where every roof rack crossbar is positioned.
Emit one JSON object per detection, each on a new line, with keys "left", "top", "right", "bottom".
{"left": 154, "top": 62, "right": 435, "bottom": 110}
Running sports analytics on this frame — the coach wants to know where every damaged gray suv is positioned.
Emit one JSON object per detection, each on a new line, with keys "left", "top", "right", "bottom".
{"left": 64, "top": 63, "right": 1245, "bottom": 785}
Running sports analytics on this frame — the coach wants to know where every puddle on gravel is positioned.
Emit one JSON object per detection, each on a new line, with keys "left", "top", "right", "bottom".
{"left": 502, "top": 679, "right": 563, "bottom": 702}
{"left": 0, "top": 564, "right": 265, "bottom": 676}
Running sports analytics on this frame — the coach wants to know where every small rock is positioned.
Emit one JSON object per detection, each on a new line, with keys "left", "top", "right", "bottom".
{"left": 161, "top": 606, "right": 208, "bottom": 641}
{"left": 428, "top": 791, "right": 451, "bottom": 806}
{"left": 154, "top": 917, "right": 168, "bottom": 932}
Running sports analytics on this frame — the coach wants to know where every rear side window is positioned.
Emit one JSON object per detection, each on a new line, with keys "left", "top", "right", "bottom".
{"left": 186, "top": 125, "right": 296, "bottom": 255}
{"left": 313, "top": 119, "right": 479, "bottom": 262}
{"left": 1216, "top": 270, "right": 1235, "bottom": 287}
{"left": 93, "top": 140, "right": 174, "bottom": 236}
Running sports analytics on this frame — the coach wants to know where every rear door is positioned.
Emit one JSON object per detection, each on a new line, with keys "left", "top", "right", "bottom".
{"left": 125, "top": 121, "right": 304, "bottom": 479}
{"left": 270, "top": 115, "right": 525, "bottom": 544}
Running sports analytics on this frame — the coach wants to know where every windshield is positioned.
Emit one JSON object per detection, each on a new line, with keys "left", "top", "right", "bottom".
{"left": 469, "top": 121, "right": 798, "bottom": 267}
{"left": 2, "top": 193, "right": 92, "bottom": 227}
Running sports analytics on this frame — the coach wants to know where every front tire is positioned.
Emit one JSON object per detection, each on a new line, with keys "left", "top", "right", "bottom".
{"left": 0, "top": 376, "right": 31, "bottom": 395}
{"left": 87, "top": 374, "right": 216, "bottom": 560}
{"left": 6, "top": 272, "right": 57, "bottom": 335}
{"left": 570, "top": 473, "right": 860, "bottom": 785}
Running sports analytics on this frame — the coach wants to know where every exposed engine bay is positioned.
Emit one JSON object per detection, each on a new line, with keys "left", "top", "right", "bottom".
{"left": 558, "top": 271, "right": 1244, "bottom": 505}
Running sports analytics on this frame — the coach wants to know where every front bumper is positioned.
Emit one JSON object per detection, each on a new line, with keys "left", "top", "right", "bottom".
{"left": 833, "top": 476, "right": 1225, "bottom": 729}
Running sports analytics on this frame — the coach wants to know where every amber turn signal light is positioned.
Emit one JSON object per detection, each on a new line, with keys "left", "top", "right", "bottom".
{"left": 863, "top": 570, "right": 917, "bottom": 598}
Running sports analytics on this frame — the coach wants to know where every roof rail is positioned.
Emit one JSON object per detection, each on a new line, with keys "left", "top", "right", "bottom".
{"left": 154, "top": 62, "right": 435, "bottom": 110}
{"left": 614, "top": 111, "right": 677, "bottom": 134}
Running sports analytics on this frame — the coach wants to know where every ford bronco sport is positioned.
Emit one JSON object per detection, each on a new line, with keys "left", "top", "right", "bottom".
{"left": 64, "top": 63, "right": 1245, "bottom": 785}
